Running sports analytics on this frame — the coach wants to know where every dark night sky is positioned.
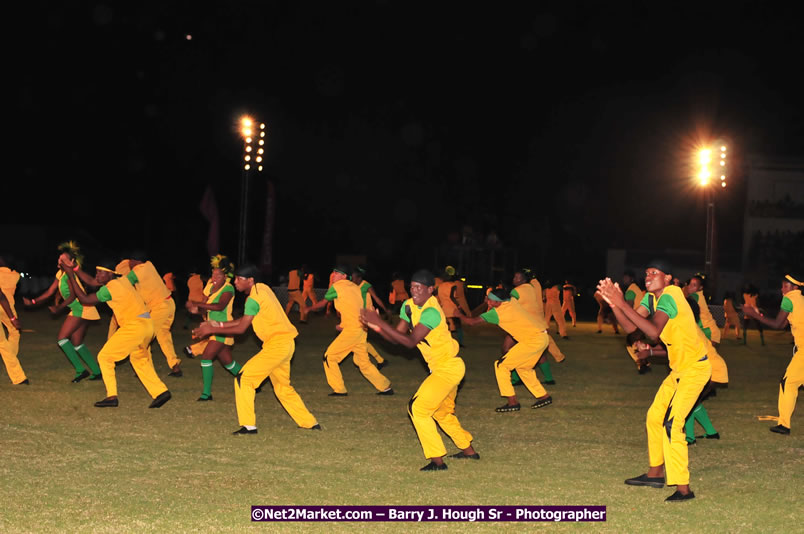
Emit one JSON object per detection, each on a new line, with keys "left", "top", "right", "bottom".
{"left": 6, "top": 1, "right": 804, "bottom": 285}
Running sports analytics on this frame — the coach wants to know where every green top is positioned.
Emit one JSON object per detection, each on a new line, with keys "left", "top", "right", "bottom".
{"left": 244, "top": 297, "right": 260, "bottom": 316}
{"left": 324, "top": 286, "right": 338, "bottom": 301}
{"left": 639, "top": 293, "right": 678, "bottom": 318}
{"left": 400, "top": 304, "right": 441, "bottom": 330}
{"left": 96, "top": 286, "right": 112, "bottom": 302}
{"left": 208, "top": 284, "right": 234, "bottom": 322}
{"left": 510, "top": 289, "right": 520, "bottom": 299}
{"left": 624, "top": 289, "right": 636, "bottom": 301}
{"left": 480, "top": 308, "right": 500, "bottom": 324}
{"left": 781, "top": 296, "right": 793, "bottom": 313}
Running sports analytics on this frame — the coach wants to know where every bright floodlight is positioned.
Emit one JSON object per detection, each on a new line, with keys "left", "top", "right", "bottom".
{"left": 698, "top": 168, "right": 710, "bottom": 185}
{"left": 721, "top": 146, "right": 726, "bottom": 151}
{"left": 721, "top": 182, "right": 726, "bottom": 188}
{"left": 260, "top": 123, "right": 266, "bottom": 129}
{"left": 720, "top": 160, "right": 725, "bottom": 166}
{"left": 699, "top": 149, "right": 712, "bottom": 165}
{"left": 241, "top": 117, "right": 253, "bottom": 128}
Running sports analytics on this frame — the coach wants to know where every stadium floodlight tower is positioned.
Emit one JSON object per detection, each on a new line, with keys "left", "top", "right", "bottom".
{"left": 695, "top": 142, "right": 728, "bottom": 291}
{"left": 238, "top": 116, "right": 266, "bottom": 266}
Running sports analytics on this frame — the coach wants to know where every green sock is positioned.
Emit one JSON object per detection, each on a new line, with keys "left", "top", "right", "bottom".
{"left": 685, "top": 413, "right": 696, "bottom": 443}
{"left": 200, "top": 360, "right": 214, "bottom": 398}
{"left": 538, "top": 362, "right": 554, "bottom": 382}
{"left": 224, "top": 361, "right": 242, "bottom": 376}
{"left": 58, "top": 339, "right": 87, "bottom": 376}
{"left": 511, "top": 370, "right": 522, "bottom": 385}
{"left": 75, "top": 344, "right": 101, "bottom": 376}
{"left": 692, "top": 404, "right": 717, "bottom": 435}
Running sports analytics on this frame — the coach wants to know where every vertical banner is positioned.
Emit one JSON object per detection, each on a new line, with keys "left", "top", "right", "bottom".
{"left": 259, "top": 180, "right": 275, "bottom": 279}
{"left": 199, "top": 184, "right": 220, "bottom": 256}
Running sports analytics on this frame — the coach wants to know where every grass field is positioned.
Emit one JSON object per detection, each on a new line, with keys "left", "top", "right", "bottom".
{"left": 1, "top": 310, "right": 802, "bottom": 533}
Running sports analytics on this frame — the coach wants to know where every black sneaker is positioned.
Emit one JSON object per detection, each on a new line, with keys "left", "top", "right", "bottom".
{"left": 17, "top": 379, "right": 30, "bottom": 385}
{"left": 88, "top": 374, "right": 103, "bottom": 381}
{"left": 449, "top": 451, "right": 480, "bottom": 460}
{"left": 149, "top": 391, "right": 172, "bottom": 408}
{"left": 197, "top": 395, "right": 213, "bottom": 401}
{"left": 72, "top": 370, "right": 90, "bottom": 383}
{"left": 376, "top": 361, "right": 389, "bottom": 370}
{"left": 94, "top": 397, "right": 119, "bottom": 408}
{"left": 328, "top": 392, "right": 348, "bottom": 397}
{"left": 377, "top": 388, "right": 394, "bottom": 396}
{"left": 543, "top": 380, "right": 556, "bottom": 385}
{"left": 531, "top": 396, "right": 553, "bottom": 409}
{"left": 420, "top": 461, "right": 448, "bottom": 471}
{"left": 495, "top": 403, "right": 521, "bottom": 413}
{"left": 665, "top": 490, "right": 695, "bottom": 501}
{"left": 233, "top": 427, "right": 258, "bottom": 435}
{"left": 168, "top": 365, "right": 183, "bottom": 377}
{"left": 183, "top": 346, "right": 195, "bottom": 359}
{"left": 624, "top": 473, "right": 664, "bottom": 488}
{"left": 309, "top": 424, "right": 322, "bottom": 430}
{"left": 770, "top": 425, "right": 791, "bottom": 435}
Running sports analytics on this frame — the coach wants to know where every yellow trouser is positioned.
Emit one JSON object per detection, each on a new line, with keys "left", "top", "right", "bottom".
{"left": 496, "top": 333, "right": 549, "bottom": 398}
{"left": 708, "top": 346, "right": 728, "bottom": 384}
{"left": 409, "top": 357, "right": 473, "bottom": 459}
{"left": 367, "top": 341, "right": 385, "bottom": 364}
{"left": 547, "top": 334, "right": 565, "bottom": 363}
{"left": 561, "top": 300, "right": 577, "bottom": 325}
{"left": 323, "top": 328, "right": 390, "bottom": 393}
{"left": 302, "top": 287, "right": 317, "bottom": 307}
{"left": 151, "top": 299, "right": 180, "bottom": 368}
{"left": 646, "top": 359, "right": 711, "bottom": 486}
{"left": 723, "top": 316, "right": 740, "bottom": 338}
{"left": 0, "top": 308, "right": 26, "bottom": 384}
{"left": 284, "top": 290, "right": 307, "bottom": 321}
{"left": 234, "top": 338, "right": 317, "bottom": 428}
{"left": 545, "top": 301, "right": 567, "bottom": 337}
{"left": 98, "top": 317, "right": 167, "bottom": 399}
{"left": 778, "top": 346, "right": 803, "bottom": 428}
{"left": 709, "top": 325, "right": 722, "bottom": 344}
{"left": 189, "top": 339, "right": 208, "bottom": 356}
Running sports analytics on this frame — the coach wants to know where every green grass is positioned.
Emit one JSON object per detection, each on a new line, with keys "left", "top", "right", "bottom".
{"left": 1, "top": 312, "right": 802, "bottom": 533}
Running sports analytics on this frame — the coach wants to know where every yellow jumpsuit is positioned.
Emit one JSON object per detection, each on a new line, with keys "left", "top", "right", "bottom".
{"left": 640, "top": 286, "right": 711, "bottom": 486}
{"left": 693, "top": 291, "right": 721, "bottom": 344}
{"left": 234, "top": 283, "right": 317, "bottom": 428}
{"left": 561, "top": 284, "right": 577, "bottom": 326}
{"left": 0, "top": 267, "right": 26, "bottom": 384}
{"left": 389, "top": 278, "right": 409, "bottom": 305}
{"left": 284, "top": 269, "right": 307, "bottom": 321}
{"left": 323, "top": 279, "right": 391, "bottom": 393}
{"left": 624, "top": 283, "right": 646, "bottom": 364}
{"left": 777, "top": 289, "right": 804, "bottom": 429}
{"left": 95, "top": 277, "right": 168, "bottom": 399}
{"left": 358, "top": 280, "right": 385, "bottom": 365}
{"left": 515, "top": 282, "right": 565, "bottom": 362}
{"left": 188, "top": 280, "right": 214, "bottom": 356}
{"left": 437, "top": 280, "right": 459, "bottom": 331}
{"left": 401, "top": 295, "right": 473, "bottom": 459}
{"left": 481, "top": 300, "right": 550, "bottom": 399}
{"left": 120, "top": 260, "right": 181, "bottom": 369}
{"left": 302, "top": 273, "right": 317, "bottom": 307}
{"left": 723, "top": 298, "right": 741, "bottom": 338}
{"left": 544, "top": 285, "right": 567, "bottom": 337}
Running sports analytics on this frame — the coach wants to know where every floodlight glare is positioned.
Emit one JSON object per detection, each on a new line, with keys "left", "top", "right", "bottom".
{"left": 699, "top": 149, "right": 712, "bottom": 165}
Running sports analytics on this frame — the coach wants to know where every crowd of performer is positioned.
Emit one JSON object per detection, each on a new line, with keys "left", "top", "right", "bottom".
{"left": 0, "top": 242, "right": 800, "bottom": 502}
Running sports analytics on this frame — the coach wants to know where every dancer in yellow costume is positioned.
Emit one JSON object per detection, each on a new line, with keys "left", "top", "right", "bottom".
{"left": 459, "top": 286, "right": 553, "bottom": 412}
{"left": 685, "top": 274, "right": 721, "bottom": 345}
{"left": 388, "top": 272, "right": 410, "bottom": 314}
{"left": 743, "top": 274, "right": 804, "bottom": 435}
{"left": 59, "top": 257, "right": 171, "bottom": 409}
{"left": 561, "top": 280, "right": 577, "bottom": 327}
{"left": 117, "top": 253, "right": 183, "bottom": 377}
{"left": 325, "top": 271, "right": 336, "bottom": 316}
{"left": 598, "top": 259, "right": 710, "bottom": 502}
{"left": 351, "top": 266, "right": 388, "bottom": 368}
{"left": 361, "top": 269, "right": 478, "bottom": 471}
{"left": 183, "top": 270, "right": 207, "bottom": 334}
{"left": 543, "top": 281, "right": 568, "bottom": 338}
{"left": 305, "top": 265, "right": 392, "bottom": 396}
{"left": 185, "top": 255, "right": 244, "bottom": 401}
{"left": 510, "top": 270, "right": 564, "bottom": 385}
{"left": 742, "top": 285, "right": 765, "bottom": 346}
{"left": 524, "top": 272, "right": 566, "bottom": 362}
{"left": 0, "top": 258, "right": 27, "bottom": 385}
{"left": 24, "top": 242, "right": 102, "bottom": 382}
{"left": 722, "top": 292, "right": 741, "bottom": 339}
{"left": 284, "top": 267, "right": 307, "bottom": 323}
{"left": 194, "top": 264, "right": 319, "bottom": 434}
{"left": 623, "top": 271, "right": 647, "bottom": 371}
{"left": 301, "top": 265, "right": 318, "bottom": 307}
{"left": 436, "top": 270, "right": 466, "bottom": 347}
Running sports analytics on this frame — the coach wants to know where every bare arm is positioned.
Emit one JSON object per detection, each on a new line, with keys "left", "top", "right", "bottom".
{"left": 23, "top": 278, "right": 59, "bottom": 306}
{"left": 0, "top": 292, "right": 19, "bottom": 329}
{"left": 744, "top": 305, "right": 789, "bottom": 330}
{"left": 360, "top": 308, "right": 431, "bottom": 349}
{"left": 61, "top": 268, "right": 101, "bottom": 307}
{"left": 368, "top": 287, "right": 389, "bottom": 313}
{"left": 598, "top": 278, "right": 669, "bottom": 342}
{"left": 305, "top": 297, "right": 330, "bottom": 314}
{"left": 190, "top": 290, "right": 233, "bottom": 312}
{"left": 193, "top": 314, "right": 255, "bottom": 339}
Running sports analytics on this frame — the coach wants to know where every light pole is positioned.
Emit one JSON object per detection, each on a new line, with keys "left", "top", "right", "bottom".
{"left": 238, "top": 117, "right": 266, "bottom": 266}
{"left": 696, "top": 144, "right": 728, "bottom": 291}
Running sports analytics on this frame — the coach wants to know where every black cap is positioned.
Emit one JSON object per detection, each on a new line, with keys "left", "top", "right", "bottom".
{"left": 646, "top": 259, "right": 673, "bottom": 276}
{"left": 333, "top": 264, "right": 351, "bottom": 276}
{"left": 410, "top": 269, "right": 435, "bottom": 287}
